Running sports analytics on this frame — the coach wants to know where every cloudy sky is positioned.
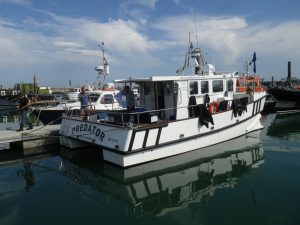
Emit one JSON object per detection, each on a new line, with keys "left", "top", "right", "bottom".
{"left": 0, "top": 0, "right": 300, "bottom": 88}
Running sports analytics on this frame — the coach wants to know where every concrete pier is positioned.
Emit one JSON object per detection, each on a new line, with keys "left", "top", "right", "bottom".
{"left": 0, "top": 125, "right": 60, "bottom": 151}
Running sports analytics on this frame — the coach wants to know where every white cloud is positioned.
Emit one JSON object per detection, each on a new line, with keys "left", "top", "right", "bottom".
{"left": 0, "top": 0, "right": 31, "bottom": 6}
{"left": 151, "top": 15, "right": 300, "bottom": 78}
{"left": 0, "top": 19, "right": 17, "bottom": 27}
{"left": 0, "top": 14, "right": 161, "bottom": 86}
{"left": 137, "top": 0, "right": 159, "bottom": 9}
{"left": 47, "top": 15, "right": 158, "bottom": 56}
{"left": 118, "top": 0, "right": 159, "bottom": 25}
{"left": 1, "top": 9, "right": 300, "bottom": 87}
{"left": 53, "top": 41, "right": 84, "bottom": 48}
{"left": 120, "top": 0, "right": 159, "bottom": 11}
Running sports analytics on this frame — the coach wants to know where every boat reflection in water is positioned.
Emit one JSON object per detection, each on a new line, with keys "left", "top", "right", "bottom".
{"left": 266, "top": 113, "right": 300, "bottom": 153}
{"left": 60, "top": 132, "right": 264, "bottom": 217}
{"left": 267, "top": 113, "right": 300, "bottom": 139}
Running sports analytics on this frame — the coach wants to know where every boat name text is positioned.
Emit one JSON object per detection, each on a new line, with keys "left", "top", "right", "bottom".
{"left": 72, "top": 123, "right": 105, "bottom": 142}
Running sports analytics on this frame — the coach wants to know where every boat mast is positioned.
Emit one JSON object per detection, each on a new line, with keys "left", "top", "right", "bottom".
{"left": 177, "top": 33, "right": 206, "bottom": 76}
{"left": 94, "top": 42, "right": 109, "bottom": 88}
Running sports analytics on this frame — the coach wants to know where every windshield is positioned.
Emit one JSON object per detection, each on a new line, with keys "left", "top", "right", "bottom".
{"left": 89, "top": 94, "right": 101, "bottom": 103}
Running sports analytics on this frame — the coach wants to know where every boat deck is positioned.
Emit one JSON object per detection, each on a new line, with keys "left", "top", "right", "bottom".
{"left": 70, "top": 115, "right": 169, "bottom": 129}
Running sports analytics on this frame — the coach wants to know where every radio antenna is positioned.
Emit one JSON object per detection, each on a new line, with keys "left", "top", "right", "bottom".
{"left": 194, "top": 9, "right": 199, "bottom": 45}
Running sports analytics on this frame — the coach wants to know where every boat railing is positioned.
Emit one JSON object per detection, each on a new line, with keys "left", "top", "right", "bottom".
{"left": 89, "top": 101, "right": 234, "bottom": 128}
{"left": 64, "top": 93, "right": 258, "bottom": 128}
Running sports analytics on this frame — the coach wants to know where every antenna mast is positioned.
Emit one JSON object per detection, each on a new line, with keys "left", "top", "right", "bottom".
{"left": 194, "top": 10, "right": 199, "bottom": 45}
{"left": 94, "top": 42, "right": 109, "bottom": 88}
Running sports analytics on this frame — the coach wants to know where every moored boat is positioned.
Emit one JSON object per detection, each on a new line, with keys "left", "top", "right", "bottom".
{"left": 0, "top": 99, "right": 18, "bottom": 110}
{"left": 268, "top": 61, "right": 300, "bottom": 110}
{"left": 59, "top": 43, "right": 267, "bottom": 167}
{"left": 268, "top": 78, "right": 300, "bottom": 110}
{"left": 236, "top": 75, "right": 265, "bottom": 93}
{"left": 33, "top": 88, "right": 123, "bottom": 125}
{"left": 66, "top": 87, "right": 82, "bottom": 101}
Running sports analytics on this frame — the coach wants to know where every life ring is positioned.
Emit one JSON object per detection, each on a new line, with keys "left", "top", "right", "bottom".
{"left": 208, "top": 101, "right": 218, "bottom": 114}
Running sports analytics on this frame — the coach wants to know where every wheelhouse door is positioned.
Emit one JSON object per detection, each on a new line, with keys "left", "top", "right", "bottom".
{"left": 154, "top": 82, "right": 165, "bottom": 111}
{"left": 155, "top": 81, "right": 177, "bottom": 120}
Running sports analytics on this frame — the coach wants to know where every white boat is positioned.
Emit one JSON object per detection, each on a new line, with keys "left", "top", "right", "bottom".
{"left": 66, "top": 87, "right": 81, "bottom": 101}
{"left": 33, "top": 88, "right": 123, "bottom": 125}
{"left": 66, "top": 85, "right": 94, "bottom": 101}
{"left": 59, "top": 43, "right": 267, "bottom": 167}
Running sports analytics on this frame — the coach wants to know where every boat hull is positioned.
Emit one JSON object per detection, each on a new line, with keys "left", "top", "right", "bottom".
{"left": 60, "top": 97, "right": 265, "bottom": 167}
{"left": 268, "top": 87, "right": 300, "bottom": 102}
{"left": 268, "top": 87, "right": 300, "bottom": 110}
{"left": 102, "top": 113, "right": 263, "bottom": 167}
{"left": 33, "top": 109, "right": 77, "bottom": 125}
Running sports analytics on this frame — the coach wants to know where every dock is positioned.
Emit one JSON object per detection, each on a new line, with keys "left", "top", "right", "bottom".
{"left": 0, "top": 125, "right": 60, "bottom": 151}
{"left": 276, "top": 109, "right": 300, "bottom": 115}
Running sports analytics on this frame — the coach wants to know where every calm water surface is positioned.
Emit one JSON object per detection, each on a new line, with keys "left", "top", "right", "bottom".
{"left": 0, "top": 113, "right": 300, "bottom": 225}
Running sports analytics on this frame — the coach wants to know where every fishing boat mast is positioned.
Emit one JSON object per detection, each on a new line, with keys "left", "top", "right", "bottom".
{"left": 94, "top": 42, "right": 110, "bottom": 89}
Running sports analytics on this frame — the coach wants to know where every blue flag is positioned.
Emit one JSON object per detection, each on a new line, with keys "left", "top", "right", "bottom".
{"left": 252, "top": 52, "right": 256, "bottom": 73}
{"left": 114, "top": 91, "right": 127, "bottom": 108}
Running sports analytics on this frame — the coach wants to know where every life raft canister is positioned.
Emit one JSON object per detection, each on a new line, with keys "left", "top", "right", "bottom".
{"left": 209, "top": 101, "right": 218, "bottom": 114}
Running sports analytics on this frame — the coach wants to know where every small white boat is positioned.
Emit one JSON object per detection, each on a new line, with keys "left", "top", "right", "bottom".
{"left": 33, "top": 88, "right": 123, "bottom": 125}
{"left": 67, "top": 85, "right": 93, "bottom": 101}
{"left": 59, "top": 43, "right": 267, "bottom": 167}
{"left": 66, "top": 87, "right": 81, "bottom": 101}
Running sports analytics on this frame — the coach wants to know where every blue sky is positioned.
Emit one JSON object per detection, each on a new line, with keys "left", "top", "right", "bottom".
{"left": 0, "top": 0, "right": 300, "bottom": 88}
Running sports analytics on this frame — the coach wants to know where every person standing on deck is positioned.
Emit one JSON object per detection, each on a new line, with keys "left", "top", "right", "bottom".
{"left": 16, "top": 93, "right": 33, "bottom": 132}
{"left": 78, "top": 86, "right": 91, "bottom": 116}
{"left": 124, "top": 86, "right": 135, "bottom": 111}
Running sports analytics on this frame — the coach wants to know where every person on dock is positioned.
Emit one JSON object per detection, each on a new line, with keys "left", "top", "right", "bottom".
{"left": 124, "top": 86, "right": 135, "bottom": 111}
{"left": 16, "top": 93, "right": 33, "bottom": 132}
{"left": 78, "top": 86, "right": 91, "bottom": 116}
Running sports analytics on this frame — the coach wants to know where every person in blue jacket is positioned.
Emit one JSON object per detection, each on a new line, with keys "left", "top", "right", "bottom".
{"left": 78, "top": 86, "right": 91, "bottom": 116}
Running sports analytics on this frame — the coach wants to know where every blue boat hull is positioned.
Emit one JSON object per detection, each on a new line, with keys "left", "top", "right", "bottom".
{"left": 33, "top": 110, "right": 80, "bottom": 125}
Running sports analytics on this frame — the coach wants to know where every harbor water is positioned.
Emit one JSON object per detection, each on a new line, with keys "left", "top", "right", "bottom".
{"left": 0, "top": 113, "right": 300, "bottom": 225}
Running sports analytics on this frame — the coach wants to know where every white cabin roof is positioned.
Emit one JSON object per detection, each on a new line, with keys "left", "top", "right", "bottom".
{"left": 114, "top": 73, "right": 238, "bottom": 83}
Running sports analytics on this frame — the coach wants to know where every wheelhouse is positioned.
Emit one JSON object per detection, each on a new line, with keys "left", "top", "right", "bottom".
{"left": 115, "top": 72, "right": 238, "bottom": 121}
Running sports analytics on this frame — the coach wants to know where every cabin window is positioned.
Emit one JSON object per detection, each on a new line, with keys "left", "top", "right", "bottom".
{"left": 227, "top": 80, "right": 233, "bottom": 91}
{"left": 165, "top": 82, "right": 172, "bottom": 95}
{"left": 89, "top": 94, "right": 100, "bottom": 102}
{"left": 213, "top": 80, "right": 223, "bottom": 92}
{"left": 201, "top": 81, "right": 209, "bottom": 94}
{"left": 189, "top": 81, "right": 198, "bottom": 95}
{"left": 143, "top": 83, "right": 150, "bottom": 95}
{"left": 100, "top": 94, "right": 114, "bottom": 104}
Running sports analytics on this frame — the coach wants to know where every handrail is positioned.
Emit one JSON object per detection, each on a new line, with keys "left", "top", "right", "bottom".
{"left": 66, "top": 92, "right": 263, "bottom": 128}
{"left": 93, "top": 99, "right": 235, "bottom": 128}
